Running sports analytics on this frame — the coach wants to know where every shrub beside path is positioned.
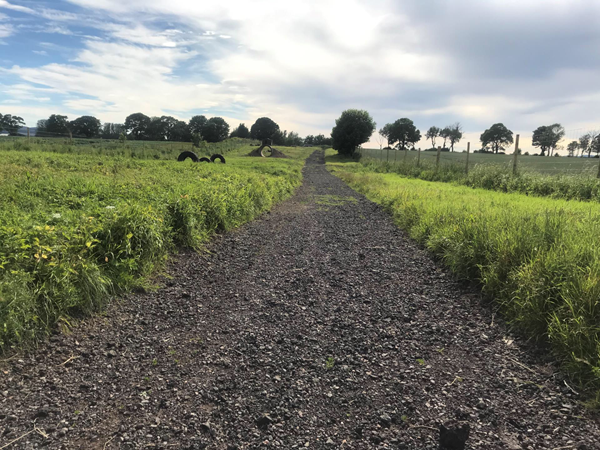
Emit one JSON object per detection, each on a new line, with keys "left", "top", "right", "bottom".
{"left": 1, "top": 151, "right": 598, "bottom": 449}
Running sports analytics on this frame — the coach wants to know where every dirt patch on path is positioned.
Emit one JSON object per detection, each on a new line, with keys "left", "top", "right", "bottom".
{"left": 1, "top": 150, "right": 598, "bottom": 449}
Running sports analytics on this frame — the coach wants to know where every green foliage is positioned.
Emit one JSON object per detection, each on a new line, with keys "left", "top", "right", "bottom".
{"left": 201, "top": 117, "right": 230, "bottom": 143}
{"left": 70, "top": 116, "right": 102, "bottom": 139}
{"left": 250, "top": 117, "right": 280, "bottom": 141}
{"left": 532, "top": 124, "right": 565, "bottom": 157}
{"left": 385, "top": 118, "right": 421, "bottom": 150}
{"left": 331, "top": 109, "right": 376, "bottom": 156}
{"left": 230, "top": 123, "right": 250, "bottom": 139}
{"left": 480, "top": 123, "right": 514, "bottom": 154}
{"left": 0, "top": 146, "right": 310, "bottom": 350}
{"left": 0, "top": 113, "right": 25, "bottom": 135}
{"left": 332, "top": 165, "right": 600, "bottom": 395}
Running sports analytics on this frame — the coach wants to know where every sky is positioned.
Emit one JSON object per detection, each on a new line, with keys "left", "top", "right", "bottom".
{"left": 1, "top": 0, "right": 600, "bottom": 152}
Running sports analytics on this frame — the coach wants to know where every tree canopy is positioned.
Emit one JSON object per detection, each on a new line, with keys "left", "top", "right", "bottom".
{"left": 125, "top": 113, "right": 151, "bottom": 140}
{"left": 251, "top": 117, "right": 280, "bottom": 140}
{"left": 331, "top": 109, "right": 376, "bottom": 155}
{"left": 202, "top": 117, "right": 230, "bottom": 143}
{"left": 230, "top": 123, "right": 250, "bottom": 139}
{"left": 189, "top": 115, "right": 207, "bottom": 136}
{"left": 70, "top": 115, "right": 101, "bottom": 138}
{"left": 385, "top": 118, "right": 421, "bottom": 150}
{"left": 532, "top": 124, "right": 564, "bottom": 156}
{"left": 0, "top": 113, "right": 25, "bottom": 135}
{"left": 425, "top": 126, "right": 440, "bottom": 149}
{"left": 446, "top": 123, "right": 463, "bottom": 152}
{"left": 480, "top": 123, "right": 514, "bottom": 154}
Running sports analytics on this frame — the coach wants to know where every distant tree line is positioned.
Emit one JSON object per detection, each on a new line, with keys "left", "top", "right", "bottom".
{"left": 23, "top": 112, "right": 316, "bottom": 147}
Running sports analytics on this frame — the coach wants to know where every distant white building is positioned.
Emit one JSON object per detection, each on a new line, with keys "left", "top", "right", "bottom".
{"left": 0, "top": 131, "right": 9, "bottom": 137}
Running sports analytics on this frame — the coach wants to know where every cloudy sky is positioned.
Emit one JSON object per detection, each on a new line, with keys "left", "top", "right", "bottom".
{"left": 1, "top": 0, "right": 599, "bottom": 151}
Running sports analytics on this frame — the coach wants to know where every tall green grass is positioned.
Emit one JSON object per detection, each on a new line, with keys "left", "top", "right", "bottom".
{"left": 331, "top": 164, "right": 600, "bottom": 396}
{"left": 0, "top": 136, "right": 259, "bottom": 161}
{"left": 0, "top": 147, "right": 311, "bottom": 350}
{"left": 358, "top": 155, "right": 600, "bottom": 203}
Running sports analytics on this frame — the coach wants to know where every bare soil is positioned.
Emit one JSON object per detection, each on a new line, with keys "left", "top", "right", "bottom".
{"left": 1, "top": 151, "right": 598, "bottom": 449}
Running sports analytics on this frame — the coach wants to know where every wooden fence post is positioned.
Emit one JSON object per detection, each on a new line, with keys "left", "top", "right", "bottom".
{"left": 465, "top": 142, "right": 470, "bottom": 175}
{"left": 404, "top": 147, "right": 408, "bottom": 163}
{"left": 417, "top": 147, "right": 421, "bottom": 166}
{"left": 513, "top": 134, "right": 520, "bottom": 175}
{"left": 387, "top": 147, "right": 390, "bottom": 162}
{"left": 436, "top": 146, "right": 441, "bottom": 171}
{"left": 27, "top": 127, "right": 30, "bottom": 144}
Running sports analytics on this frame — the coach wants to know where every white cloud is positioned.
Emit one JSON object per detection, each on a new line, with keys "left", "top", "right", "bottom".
{"left": 0, "top": 22, "right": 12, "bottom": 38}
{"left": 32, "top": 50, "right": 48, "bottom": 56}
{"left": 0, "top": 0, "right": 34, "bottom": 14}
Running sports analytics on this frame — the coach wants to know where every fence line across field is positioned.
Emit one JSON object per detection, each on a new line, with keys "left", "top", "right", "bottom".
{"left": 359, "top": 134, "right": 600, "bottom": 177}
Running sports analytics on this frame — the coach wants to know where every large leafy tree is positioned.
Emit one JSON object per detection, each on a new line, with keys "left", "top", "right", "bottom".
{"left": 480, "top": 123, "right": 514, "bottom": 154}
{"left": 70, "top": 115, "right": 101, "bottom": 138}
{"left": 387, "top": 118, "right": 421, "bottom": 150}
{"left": 45, "top": 114, "right": 70, "bottom": 136}
{"left": 189, "top": 115, "right": 207, "bottom": 136}
{"left": 447, "top": 122, "right": 463, "bottom": 152}
{"left": 331, "top": 109, "right": 376, "bottom": 155}
{"left": 425, "top": 126, "right": 440, "bottom": 149}
{"left": 532, "top": 124, "right": 564, "bottom": 156}
{"left": 230, "top": 123, "right": 250, "bottom": 138}
{"left": 125, "top": 113, "right": 151, "bottom": 140}
{"left": 202, "top": 117, "right": 229, "bottom": 143}
{"left": 169, "top": 119, "right": 192, "bottom": 142}
{"left": 0, "top": 114, "right": 25, "bottom": 135}
{"left": 251, "top": 117, "right": 280, "bottom": 140}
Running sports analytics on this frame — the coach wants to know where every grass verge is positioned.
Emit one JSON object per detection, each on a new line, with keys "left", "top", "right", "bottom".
{"left": 329, "top": 161, "right": 600, "bottom": 399}
{"left": 0, "top": 146, "right": 313, "bottom": 350}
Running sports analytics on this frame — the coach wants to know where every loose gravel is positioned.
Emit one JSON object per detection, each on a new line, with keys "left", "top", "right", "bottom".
{"left": 1, "top": 150, "right": 599, "bottom": 449}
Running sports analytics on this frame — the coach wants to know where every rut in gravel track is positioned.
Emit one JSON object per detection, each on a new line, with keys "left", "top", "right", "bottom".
{"left": 1, "top": 150, "right": 599, "bottom": 450}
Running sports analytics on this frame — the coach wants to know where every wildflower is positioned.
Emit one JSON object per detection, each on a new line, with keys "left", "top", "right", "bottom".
{"left": 105, "top": 205, "right": 116, "bottom": 210}
{"left": 52, "top": 213, "right": 61, "bottom": 219}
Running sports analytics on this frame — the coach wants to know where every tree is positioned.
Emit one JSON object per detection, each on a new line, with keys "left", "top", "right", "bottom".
{"left": 70, "top": 115, "right": 101, "bottom": 138}
{"left": 387, "top": 118, "right": 421, "bottom": 150}
{"left": 101, "top": 123, "right": 125, "bottom": 140}
{"left": 45, "top": 114, "right": 70, "bottom": 136}
{"left": 125, "top": 113, "right": 151, "bottom": 140}
{"left": 480, "top": 123, "right": 514, "bottom": 154}
{"left": 36, "top": 119, "right": 48, "bottom": 137}
{"left": 447, "top": 122, "right": 463, "bottom": 152}
{"left": 579, "top": 132, "right": 599, "bottom": 157}
{"left": 425, "top": 126, "right": 440, "bottom": 149}
{"left": 304, "top": 135, "right": 315, "bottom": 146}
{"left": 251, "top": 117, "right": 280, "bottom": 140}
{"left": 532, "top": 124, "right": 564, "bottom": 156}
{"left": 379, "top": 123, "right": 393, "bottom": 148}
{"left": 230, "top": 123, "right": 250, "bottom": 139}
{"left": 169, "top": 119, "right": 192, "bottom": 142}
{"left": 567, "top": 141, "right": 579, "bottom": 157}
{"left": 331, "top": 109, "right": 376, "bottom": 155}
{"left": 439, "top": 127, "right": 451, "bottom": 149}
{"left": 202, "top": 117, "right": 229, "bottom": 143}
{"left": 0, "top": 114, "right": 25, "bottom": 135}
{"left": 189, "top": 115, "right": 207, "bottom": 136}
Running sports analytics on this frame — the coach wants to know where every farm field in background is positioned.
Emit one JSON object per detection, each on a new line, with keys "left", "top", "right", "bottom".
{"left": 0, "top": 144, "right": 314, "bottom": 350}
{"left": 360, "top": 147, "right": 600, "bottom": 175}
{"left": 328, "top": 159, "right": 600, "bottom": 396}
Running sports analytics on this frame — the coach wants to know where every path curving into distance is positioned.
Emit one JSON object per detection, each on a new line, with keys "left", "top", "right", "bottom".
{"left": 1, "top": 151, "right": 599, "bottom": 449}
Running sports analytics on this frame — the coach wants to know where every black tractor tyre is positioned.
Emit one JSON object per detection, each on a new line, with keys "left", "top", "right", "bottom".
{"left": 199, "top": 157, "right": 211, "bottom": 163}
{"left": 210, "top": 154, "right": 226, "bottom": 164}
{"left": 178, "top": 151, "right": 200, "bottom": 162}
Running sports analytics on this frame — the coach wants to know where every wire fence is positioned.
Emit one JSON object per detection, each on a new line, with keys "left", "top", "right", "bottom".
{"left": 363, "top": 127, "right": 600, "bottom": 176}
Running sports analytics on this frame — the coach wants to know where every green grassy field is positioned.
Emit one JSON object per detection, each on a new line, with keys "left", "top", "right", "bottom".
{"left": 0, "top": 136, "right": 259, "bottom": 161}
{"left": 360, "top": 147, "right": 600, "bottom": 175}
{"left": 328, "top": 159, "right": 600, "bottom": 399}
{"left": 0, "top": 144, "right": 314, "bottom": 350}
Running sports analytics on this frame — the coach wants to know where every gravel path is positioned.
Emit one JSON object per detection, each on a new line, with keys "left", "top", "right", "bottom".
{"left": 1, "top": 150, "right": 599, "bottom": 449}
